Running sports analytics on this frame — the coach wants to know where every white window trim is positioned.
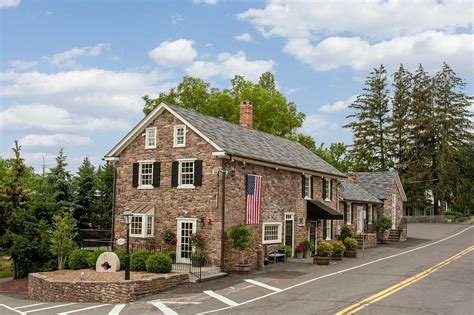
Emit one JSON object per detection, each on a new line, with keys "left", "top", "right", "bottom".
{"left": 177, "top": 158, "right": 196, "bottom": 189}
{"left": 304, "top": 175, "right": 311, "bottom": 199}
{"left": 347, "top": 202, "right": 352, "bottom": 225}
{"left": 173, "top": 125, "right": 187, "bottom": 148}
{"left": 262, "top": 222, "right": 283, "bottom": 244}
{"left": 324, "top": 178, "right": 331, "bottom": 201}
{"left": 145, "top": 127, "right": 157, "bottom": 149}
{"left": 129, "top": 208, "right": 154, "bottom": 238}
{"left": 138, "top": 160, "right": 155, "bottom": 189}
{"left": 325, "top": 220, "right": 332, "bottom": 241}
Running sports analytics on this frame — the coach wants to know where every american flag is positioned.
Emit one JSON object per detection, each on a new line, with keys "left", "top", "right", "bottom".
{"left": 246, "top": 174, "right": 262, "bottom": 224}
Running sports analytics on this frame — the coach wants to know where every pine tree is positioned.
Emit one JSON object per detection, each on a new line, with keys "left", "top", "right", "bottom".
{"left": 91, "top": 163, "right": 114, "bottom": 229}
{"left": 47, "top": 149, "right": 73, "bottom": 213}
{"left": 431, "top": 63, "right": 473, "bottom": 214}
{"left": 345, "top": 65, "right": 392, "bottom": 171}
{"left": 73, "top": 157, "right": 96, "bottom": 228}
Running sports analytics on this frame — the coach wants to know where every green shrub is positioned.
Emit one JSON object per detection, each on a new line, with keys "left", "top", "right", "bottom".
{"left": 130, "top": 250, "right": 150, "bottom": 271}
{"left": 302, "top": 239, "right": 315, "bottom": 251}
{"left": 68, "top": 249, "right": 90, "bottom": 270}
{"left": 376, "top": 216, "right": 392, "bottom": 233}
{"left": 340, "top": 227, "right": 353, "bottom": 242}
{"left": 87, "top": 249, "right": 106, "bottom": 268}
{"left": 278, "top": 244, "right": 292, "bottom": 257}
{"left": 316, "top": 240, "right": 333, "bottom": 257}
{"left": 445, "top": 211, "right": 466, "bottom": 218}
{"left": 332, "top": 241, "right": 346, "bottom": 254}
{"left": 114, "top": 248, "right": 126, "bottom": 269}
{"left": 191, "top": 252, "right": 207, "bottom": 260}
{"left": 146, "top": 253, "right": 172, "bottom": 273}
{"left": 163, "top": 251, "right": 176, "bottom": 261}
{"left": 227, "top": 225, "right": 252, "bottom": 251}
{"left": 344, "top": 237, "right": 358, "bottom": 251}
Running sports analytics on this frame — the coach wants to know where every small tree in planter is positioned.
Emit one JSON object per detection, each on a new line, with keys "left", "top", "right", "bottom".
{"left": 302, "top": 239, "right": 315, "bottom": 258}
{"left": 344, "top": 237, "right": 358, "bottom": 257}
{"left": 376, "top": 216, "right": 392, "bottom": 244}
{"left": 340, "top": 227, "right": 353, "bottom": 242}
{"left": 295, "top": 244, "right": 307, "bottom": 258}
{"left": 189, "top": 232, "right": 206, "bottom": 266}
{"left": 314, "top": 240, "right": 333, "bottom": 265}
{"left": 332, "top": 241, "right": 346, "bottom": 261}
{"left": 227, "top": 224, "right": 252, "bottom": 273}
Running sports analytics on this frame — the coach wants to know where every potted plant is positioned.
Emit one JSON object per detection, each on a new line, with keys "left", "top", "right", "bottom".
{"left": 344, "top": 237, "right": 358, "bottom": 258}
{"left": 313, "top": 240, "right": 333, "bottom": 265}
{"left": 332, "top": 240, "right": 346, "bottom": 261}
{"left": 190, "top": 252, "right": 207, "bottom": 267}
{"left": 189, "top": 232, "right": 206, "bottom": 267}
{"left": 295, "top": 244, "right": 307, "bottom": 258}
{"left": 302, "top": 239, "right": 315, "bottom": 258}
{"left": 376, "top": 216, "right": 392, "bottom": 244}
{"left": 227, "top": 224, "right": 253, "bottom": 273}
{"left": 278, "top": 244, "right": 292, "bottom": 257}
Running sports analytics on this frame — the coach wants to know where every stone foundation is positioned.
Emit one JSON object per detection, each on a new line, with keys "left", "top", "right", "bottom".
{"left": 28, "top": 272, "right": 188, "bottom": 303}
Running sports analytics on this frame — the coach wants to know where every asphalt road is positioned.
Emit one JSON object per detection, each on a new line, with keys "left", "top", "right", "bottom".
{"left": 1, "top": 223, "right": 472, "bottom": 315}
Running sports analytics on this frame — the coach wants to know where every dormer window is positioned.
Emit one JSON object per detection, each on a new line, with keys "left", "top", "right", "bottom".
{"left": 173, "top": 125, "right": 186, "bottom": 148}
{"left": 145, "top": 127, "right": 157, "bottom": 149}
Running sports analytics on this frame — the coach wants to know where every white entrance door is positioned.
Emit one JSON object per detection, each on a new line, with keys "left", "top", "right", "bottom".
{"left": 357, "top": 206, "right": 365, "bottom": 234}
{"left": 391, "top": 194, "right": 397, "bottom": 229}
{"left": 176, "top": 218, "right": 197, "bottom": 263}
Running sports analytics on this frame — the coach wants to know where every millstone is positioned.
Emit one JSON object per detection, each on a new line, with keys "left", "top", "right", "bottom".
{"left": 96, "top": 252, "right": 121, "bottom": 272}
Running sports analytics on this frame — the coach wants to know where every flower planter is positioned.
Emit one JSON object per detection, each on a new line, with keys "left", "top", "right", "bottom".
{"left": 332, "top": 253, "right": 343, "bottom": 261}
{"left": 313, "top": 256, "right": 331, "bottom": 265}
{"left": 191, "top": 258, "right": 205, "bottom": 267}
{"left": 235, "top": 263, "right": 251, "bottom": 273}
{"left": 344, "top": 250, "right": 357, "bottom": 258}
{"left": 305, "top": 250, "right": 312, "bottom": 258}
{"left": 296, "top": 252, "right": 304, "bottom": 259}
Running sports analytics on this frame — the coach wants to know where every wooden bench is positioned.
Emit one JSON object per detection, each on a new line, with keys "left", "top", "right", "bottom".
{"left": 265, "top": 244, "right": 286, "bottom": 264}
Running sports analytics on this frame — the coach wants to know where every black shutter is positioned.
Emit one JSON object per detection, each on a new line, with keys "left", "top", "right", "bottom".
{"left": 132, "top": 163, "right": 139, "bottom": 188}
{"left": 301, "top": 175, "right": 305, "bottom": 198}
{"left": 171, "top": 161, "right": 179, "bottom": 187}
{"left": 194, "top": 160, "right": 203, "bottom": 186}
{"left": 310, "top": 176, "right": 313, "bottom": 199}
{"left": 152, "top": 162, "right": 160, "bottom": 187}
{"left": 329, "top": 179, "right": 333, "bottom": 200}
{"left": 322, "top": 178, "right": 326, "bottom": 200}
{"left": 344, "top": 203, "right": 347, "bottom": 224}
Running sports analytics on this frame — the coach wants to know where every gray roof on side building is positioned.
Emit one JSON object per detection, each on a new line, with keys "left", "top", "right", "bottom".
{"left": 353, "top": 171, "right": 399, "bottom": 200}
{"left": 167, "top": 104, "right": 345, "bottom": 177}
{"left": 339, "top": 179, "right": 382, "bottom": 204}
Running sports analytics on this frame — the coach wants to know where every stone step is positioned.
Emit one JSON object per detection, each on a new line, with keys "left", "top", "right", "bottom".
{"left": 189, "top": 271, "right": 228, "bottom": 283}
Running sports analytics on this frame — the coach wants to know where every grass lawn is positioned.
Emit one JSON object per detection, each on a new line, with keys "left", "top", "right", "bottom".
{"left": 0, "top": 257, "right": 12, "bottom": 278}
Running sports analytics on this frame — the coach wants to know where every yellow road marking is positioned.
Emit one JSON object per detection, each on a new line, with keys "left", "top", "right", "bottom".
{"left": 335, "top": 245, "right": 474, "bottom": 315}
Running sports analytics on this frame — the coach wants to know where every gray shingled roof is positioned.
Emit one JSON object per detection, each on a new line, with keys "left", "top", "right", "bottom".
{"left": 353, "top": 171, "right": 397, "bottom": 200}
{"left": 167, "top": 104, "right": 345, "bottom": 177}
{"left": 339, "top": 179, "right": 382, "bottom": 204}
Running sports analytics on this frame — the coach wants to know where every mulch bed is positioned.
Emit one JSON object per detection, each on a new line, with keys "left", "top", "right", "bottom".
{"left": 0, "top": 278, "right": 28, "bottom": 294}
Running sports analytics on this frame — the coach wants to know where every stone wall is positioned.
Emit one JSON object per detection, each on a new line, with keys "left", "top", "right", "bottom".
{"left": 28, "top": 272, "right": 188, "bottom": 303}
{"left": 378, "top": 182, "right": 404, "bottom": 229}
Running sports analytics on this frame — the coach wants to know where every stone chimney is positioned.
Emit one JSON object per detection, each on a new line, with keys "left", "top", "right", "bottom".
{"left": 347, "top": 171, "right": 357, "bottom": 183}
{"left": 239, "top": 100, "right": 253, "bottom": 129}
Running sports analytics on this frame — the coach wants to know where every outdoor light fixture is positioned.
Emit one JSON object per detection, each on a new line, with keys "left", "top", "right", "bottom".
{"left": 122, "top": 208, "right": 133, "bottom": 280}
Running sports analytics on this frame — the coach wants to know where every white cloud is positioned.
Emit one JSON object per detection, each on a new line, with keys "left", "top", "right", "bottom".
{"left": 49, "top": 43, "right": 111, "bottom": 67}
{"left": 319, "top": 95, "right": 358, "bottom": 113}
{"left": 193, "top": 0, "right": 217, "bottom": 5}
{"left": 19, "top": 133, "right": 91, "bottom": 147}
{"left": 149, "top": 39, "right": 197, "bottom": 67}
{"left": 171, "top": 14, "right": 183, "bottom": 25}
{"left": 0, "top": 104, "right": 131, "bottom": 132}
{"left": 301, "top": 114, "right": 345, "bottom": 140}
{"left": 235, "top": 33, "right": 253, "bottom": 42}
{"left": 9, "top": 59, "right": 37, "bottom": 70}
{"left": 185, "top": 51, "right": 275, "bottom": 82}
{"left": 0, "top": 0, "right": 20, "bottom": 8}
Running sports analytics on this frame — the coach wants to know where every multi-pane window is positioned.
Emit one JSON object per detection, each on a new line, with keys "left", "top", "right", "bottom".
{"left": 325, "top": 220, "right": 332, "bottom": 240}
{"left": 179, "top": 160, "right": 195, "bottom": 187}
{"left": 173, "top": 125, "right": 186, "bottom": 147}
{"left": 139, "top": 163, "right": 153, "bottom": 187}
{"left": 130, "top": 216, "right": 143, "bottom": 236}
{"left": 145, "top": 127, "right": 157, "bottom": 149}
{"left": 368, "top": 205, "right": 373, "bottom": 224}
{"left": 129, "top": 212, "right": 154, "bottom": 238}
{"left": 262, "top": 222, "right": 282, "bottom": 244}
{"left": 304, "top": 175, "right": 311, "bottom": 199}
{"left": 146, "top": 215, "right": 153, "bottom": 236}
{"left": 324, "top": 178, "right": 331, "bottom": 200}
{"left": 346, "top": 202, "right": 352, "bottom": 225}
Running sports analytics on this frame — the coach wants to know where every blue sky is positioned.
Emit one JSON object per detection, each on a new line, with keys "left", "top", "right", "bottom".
{"left": 1, "top": 0, "right": 473, "bottom": 172}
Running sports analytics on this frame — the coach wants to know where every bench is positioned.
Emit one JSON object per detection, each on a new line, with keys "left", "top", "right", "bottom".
{"left": 265, "top": 245, "right": 286, "bottom": 264}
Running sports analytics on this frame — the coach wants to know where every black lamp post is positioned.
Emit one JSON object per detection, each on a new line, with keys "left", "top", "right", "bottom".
{"left": 122, "top": 208, "right": 133, "bottom": 280}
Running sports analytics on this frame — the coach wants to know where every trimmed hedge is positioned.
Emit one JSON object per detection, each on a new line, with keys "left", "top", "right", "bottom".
{"left": 114, "top": 249, "right": 126, "bottom": 270}
{"left": 87, "top": 249, "right": 106, "bottom": 269}
{"left": 68, "top": 249, "right": 90, "bottom": 270}
{"left": 130, "top": 250, "right": 150, "bottom": 271}
{"left": 146, "top": 253, "right": 172, "bottom": 273}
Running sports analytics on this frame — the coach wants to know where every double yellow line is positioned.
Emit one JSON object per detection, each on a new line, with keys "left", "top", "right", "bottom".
{"left": 335, "top": 245, "right": 474, "bottom": 315}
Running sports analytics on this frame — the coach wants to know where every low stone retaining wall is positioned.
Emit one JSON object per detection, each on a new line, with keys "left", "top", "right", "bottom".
{"left": 28, "top": 272, "right": 188, "bottom": 303}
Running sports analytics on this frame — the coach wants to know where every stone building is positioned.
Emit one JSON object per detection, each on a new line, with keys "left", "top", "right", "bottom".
{"left": 105, "top": 101, "right": 345, "bottom": 272}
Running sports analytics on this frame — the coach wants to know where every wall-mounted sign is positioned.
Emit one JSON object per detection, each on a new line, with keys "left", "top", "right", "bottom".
{"left": 116, "top": 238, "right": 125, "bottom": 246}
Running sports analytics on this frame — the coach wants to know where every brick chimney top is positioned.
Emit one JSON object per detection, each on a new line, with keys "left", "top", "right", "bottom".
{"left": 239, "top": 100, "right": 253, "bottom": 129}
{"left": 347, "top": 171, "right": 357, "bottom": 183}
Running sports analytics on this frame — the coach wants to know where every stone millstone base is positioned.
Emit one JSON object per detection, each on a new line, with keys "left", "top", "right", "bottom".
{"left": 28, "top": 270, "right": 188, "bottom": 303}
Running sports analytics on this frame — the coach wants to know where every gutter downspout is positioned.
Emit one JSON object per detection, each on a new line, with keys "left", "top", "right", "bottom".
{"left": 110, "top": 161, "right": 118, "bottom": 251}
{"left": 219, "top": 161, "right": 226, "bottom": 272}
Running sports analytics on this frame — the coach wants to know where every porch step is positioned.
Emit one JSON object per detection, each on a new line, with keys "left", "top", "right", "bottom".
{"left": 388, "top": 229, "right": 402, "bottom": 242}
{"left": 188, "top": 266, "right": 228, "bottom": 283}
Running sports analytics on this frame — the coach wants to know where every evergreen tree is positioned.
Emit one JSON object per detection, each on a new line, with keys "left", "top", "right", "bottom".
{"left": 91, "top": 163, "right": 114, "bottom": 229}
{"left": 431, "top": 63, "right": 473, "bottom": 214}
{"left": 73, "top": 157, "right": 96, "bottom": 228}
{"left": 345, "top": 65, "right": 392, "bottom": 171}
{"left": 47, "top": 149, "right": 73, "bottom": 213}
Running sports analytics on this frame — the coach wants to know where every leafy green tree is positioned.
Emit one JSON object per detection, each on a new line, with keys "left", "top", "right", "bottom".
{"left": 314, "top": 143, "right": 353, "bottom": 172}
{"left": 50, "top": 212, "right": 77, "bottom": 270}
{"left": 91, "top": 163, "right": 114, "bottom": 229}
{"left": 345, "top": 65, "right": 392, "bottom": 171}
{"left": 73, "top": 157, "right": 96, "bottom": 228}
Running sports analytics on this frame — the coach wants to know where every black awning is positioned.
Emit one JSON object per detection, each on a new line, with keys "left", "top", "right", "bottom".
{"left": 307, "top": 200, "right": 343, "bottom": 220}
